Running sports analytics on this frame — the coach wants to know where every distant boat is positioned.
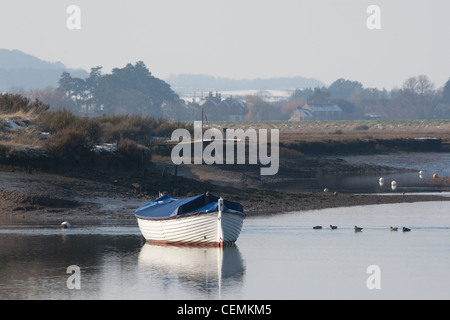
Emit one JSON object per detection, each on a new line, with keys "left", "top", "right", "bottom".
{"left": 135, "top": 193, "right": 245, "bottom": 247}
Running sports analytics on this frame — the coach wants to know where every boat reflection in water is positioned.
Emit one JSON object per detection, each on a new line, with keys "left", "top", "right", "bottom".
{"left": 138, "top": 243, "right": 245, "bottom": 297}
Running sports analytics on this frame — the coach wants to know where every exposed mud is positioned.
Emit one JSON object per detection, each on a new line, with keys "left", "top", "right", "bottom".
{"left": 1, "top": 153, "right": 449, "bottom": 227}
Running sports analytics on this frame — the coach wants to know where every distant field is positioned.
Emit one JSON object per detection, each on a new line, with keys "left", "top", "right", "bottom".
{"left": 206, "top": 120, "right": 450, "bottom": 143}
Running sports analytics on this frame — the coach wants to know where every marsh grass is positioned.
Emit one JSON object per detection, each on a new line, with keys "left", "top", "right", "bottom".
{"left": 1, "top": 102, "right": 193, "bottom": 168}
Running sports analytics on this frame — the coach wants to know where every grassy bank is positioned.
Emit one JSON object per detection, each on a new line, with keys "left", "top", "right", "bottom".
{"left": 0, "top": 93, "right": 192, "bottom": 172}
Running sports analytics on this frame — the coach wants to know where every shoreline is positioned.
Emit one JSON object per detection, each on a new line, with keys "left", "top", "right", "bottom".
{"left": 1, "top": 167, "right": 449, "bottom": 226}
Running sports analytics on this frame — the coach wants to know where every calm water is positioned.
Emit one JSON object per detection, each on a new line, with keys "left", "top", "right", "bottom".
{"left": 1, "top": 201, "right": 449, "bottom": 300}
{"left": 338, "top": 152, "right": 450, "bottom": 192}
{"left": 277, "top": 152, "right": 450, "bottom": 193}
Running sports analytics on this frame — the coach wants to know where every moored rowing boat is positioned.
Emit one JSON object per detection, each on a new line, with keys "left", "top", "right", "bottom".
{"left": 135, "top": 193, "right": 245, "bottom": 246}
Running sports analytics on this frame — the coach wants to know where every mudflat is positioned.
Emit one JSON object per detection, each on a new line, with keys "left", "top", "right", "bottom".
{"left": 1, "top": 163, "right": 448, "bottom": 226}
{"left": 1, "top": 120, "right": 450, "bottom": 225}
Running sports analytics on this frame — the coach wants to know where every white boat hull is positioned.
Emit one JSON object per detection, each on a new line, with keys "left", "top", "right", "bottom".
{"left": 136, "top": 211, "right": 244, "bottom": 246}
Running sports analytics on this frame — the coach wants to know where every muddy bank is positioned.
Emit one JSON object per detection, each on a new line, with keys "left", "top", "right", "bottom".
{"left": 1, "top": 162, "right": 449, "bottom": 226}
{"left": 280, "top": 137, "right": 447, "bottom": 156}
{"left": 232, "top": 191, "right": 450, "bottom": 217}
{"left": 0, "top": 168, "right": 142, "bottom": 225}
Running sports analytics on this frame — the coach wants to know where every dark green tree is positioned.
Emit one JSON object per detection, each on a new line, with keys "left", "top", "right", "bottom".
{"left": 442, "top": 77, "right": 450, "bottom": 104}
{"left": 86, "top": 66, "right": 102, "bottom": 90}
{"left": 58, "top": 72, "right": 75, "bottom": 97}
{"left": 291, "top": 87, "right": 314, "bottom": 100}
{"left": 93, "top": 61, "right": 178, "bottom": 116}
{"left": 328, "top": 78, "right": 363, "bottom": 99}
{"left": 85, "top": 66, "right": 103, "bottom": 113}
{"left": 58, "top": 71, "right": 88, "bottom": 112}
{"left": 307, "top": 87, "right": 331, "bottom": 104}
{"left": 58, "top": 62, "right": 179, "bottom": 116}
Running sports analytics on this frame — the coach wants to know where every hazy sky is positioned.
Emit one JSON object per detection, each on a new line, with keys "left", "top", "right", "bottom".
{"left": 1, "top": 0, "right": 449, "bottom": 89}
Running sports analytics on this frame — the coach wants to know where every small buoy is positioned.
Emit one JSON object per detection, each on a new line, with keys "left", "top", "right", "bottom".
{"left": 323, "top": 188, "right": 329, "bottom": 193}
{"left": 60, "top": 221, "right": 71, "bottom": 229}
{"left": 379, "top": 177, "right": 384, "bottom": 187}
{"left": 391, "top": 181, "right": 397, "bottom": 191}
{"left": 433, "top": 173, "right": 439, "bottom": 179}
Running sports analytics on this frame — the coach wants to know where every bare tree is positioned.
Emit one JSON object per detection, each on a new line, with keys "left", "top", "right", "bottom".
{"left": 416, "top": 75, "right": 434, "bottom": 96}
{"left": 402, "top": 76, "right": 419, "bottom": 95}
{"left": 396, "top": 75, "right": 437, "bottom": 119}
{"left": 403, "top": 75, "right": 434, "bottom": 96}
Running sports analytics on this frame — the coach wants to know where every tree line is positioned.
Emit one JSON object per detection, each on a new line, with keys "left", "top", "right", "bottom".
{"left": 11, "top": 61, "right": 450, "bottom": 121}
{"left": 246, "top": 75, "right": 450, "bottom": 121}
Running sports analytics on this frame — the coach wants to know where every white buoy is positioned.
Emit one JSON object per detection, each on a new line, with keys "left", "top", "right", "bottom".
{"left": 391, "top": 181, "right": 397, "bottom": 191}
{"left": 379, "top": 177, "right": 384, "bottom": 187}
{"left": 60, "top": 221, "right": 71, "bottom": 229}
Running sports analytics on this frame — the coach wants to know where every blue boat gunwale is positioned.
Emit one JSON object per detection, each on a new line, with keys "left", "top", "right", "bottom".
{"left": 134, "top": 193, "right": 245, "bottom": 221}
{"left": 135, "top": 209, "right": 246, "bottom": 221}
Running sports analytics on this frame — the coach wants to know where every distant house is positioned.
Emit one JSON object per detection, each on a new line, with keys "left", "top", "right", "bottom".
{"left": 199, "top": 98, "right": 218, "bottom": 111}
{"left": 289, "top": 103, "right": 342, "bottom": 121}
{"left": 199, "top": 91, "right": 247, "bottom": 121}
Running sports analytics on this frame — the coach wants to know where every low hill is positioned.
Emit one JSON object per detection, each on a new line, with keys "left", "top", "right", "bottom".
{"left": 0, "top": 49, "right": 88, "bottom": 91}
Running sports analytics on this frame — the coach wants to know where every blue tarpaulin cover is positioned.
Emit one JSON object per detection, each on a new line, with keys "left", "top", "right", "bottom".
{"left": 135, "top": 193, "right": 245, "bottom": 220}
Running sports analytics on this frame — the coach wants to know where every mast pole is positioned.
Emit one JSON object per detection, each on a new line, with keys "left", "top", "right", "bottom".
{"left": 217, "top": 198, "right": 224, "bottom": 247}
